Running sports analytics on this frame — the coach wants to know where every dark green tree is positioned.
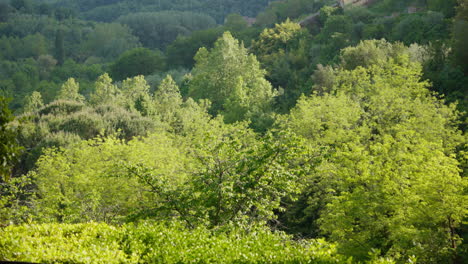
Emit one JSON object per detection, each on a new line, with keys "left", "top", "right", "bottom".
{"left": 0, "top": 96, "right": 22, "bottom": 181}
{"left": 110, "top": 48, "right": 165, "bottom": 81}
{"left": 54, "top": 29, "right": 65, "bottom": 66}
{"left": 0, "top": 2, "right": 13, "bottom": 22}
{"left": 453, "top": 0, "right": 468, "bottom": 74}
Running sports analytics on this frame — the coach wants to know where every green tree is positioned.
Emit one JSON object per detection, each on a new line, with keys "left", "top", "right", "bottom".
{"left": 122, "top": 120, "right": 306, "bottom": 228}
{"left": 391, "top": 12, "right": 448, "bottom": 45}
{"left": 0, "top": 2, "right": 13, "bottom": 22}
{"left": 110, "top": 48, "right": 165, "bottom": 81}
{"left": 89, "top": 74, "right": 120, "bottom": 106}
{"left": 10, "top": 0, "right": 33, "bottom": 13}
{"left": 166, "top": 27, "right": 224, "bottom": 69}
{"left": 427, "top": 0, "right": 457, "bottom": 17}
{"left": 118, "top": 11, "right": 216, "bottom": 50}
{"left": 83, "top": 23, "right": 140, "bottom": 61}
{"left": 339, "top": 39, "right": 408, "bottom": 70}
{"left": 224, "top": 13, "right": 248, "bottom": 32}
{"left": 54, "top": 29, "right": 65, "bottom": 66}
{"left": 283, "top": 44, "right": 466, "bottom": 262}
{"left": 453, "top": 0, "right": 468, "bottom": 74}
{"left": 23, "top": 91, "right": 44, "bottom": 113}
{"left": 0, "top": 96, "right": 22, "bottom": 181}
{"left": 37, "top": 55, "right": 58, "bottom": 79}
{"left": 153, "top": 75, "right": 183, "bottom": 124}
{"left": 316, "top": 15, "right": 354, "bottom": 63}
{"left": 251, "top": 20, "right": 313, "bottom": 111}
{"left": 186, "top": 124, "right": 305, "bottom": 227}
{"left": 56, "top": 78, "right": 85, "bottom": 102}
{"left": 31, "top": 133, "right": 185, "bottom": 223}
{"left": 121, "top": 75, "right": 152, "bottom": 114}
{"left": 189, "top": 32, "right": 276, "bottom": 130}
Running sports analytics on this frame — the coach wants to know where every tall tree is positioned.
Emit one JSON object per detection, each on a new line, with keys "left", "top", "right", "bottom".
{"left": 283, "top": 42, "right": 466, "bottom": 262}
{"left": 110, "top": 48, "right": 165, "bottom": 81}
{"left": 251, "top": 20, "right": 313, "bottom": 111}
{"left": 23, "top": 91, "right": 44, "bottom": 113}
{"left": 189, "top": 32, "right": 276, "bottom": 130}
{"left": 56, "top": 78, "right": 85, "bottom": 102}
{"left": 154, "top": 75, "right": 183, "bottom": 124}
{"left": 0, "top": 96, "right": 22, "bottom": 181}
{"left": 89, "top": 74, "right": 120, "bottom": 106}
{"left": 54, "top": 29, "right": 65, "bottom": 66}
{"left": 453, "top": 0, "right": 468, "bottom": 74}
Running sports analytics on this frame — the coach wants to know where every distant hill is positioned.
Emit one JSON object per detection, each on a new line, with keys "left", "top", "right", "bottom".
{"left": 47, "top": 0, "right": 271, "bottom": 22}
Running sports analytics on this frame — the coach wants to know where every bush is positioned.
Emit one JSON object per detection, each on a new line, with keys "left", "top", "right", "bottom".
{"left": 37, "top": 99, "right": 85, "bottom": 116}
{"left": 0, "top": 222, "right": 346, "bottom": 264}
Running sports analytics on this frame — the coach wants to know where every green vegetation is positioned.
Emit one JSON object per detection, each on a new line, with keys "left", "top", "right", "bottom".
{"left": 0, "top": 0, "right": 467, "bottom": 263}
{"left": 1, "top": 222, "right": 348, "bottom": 263}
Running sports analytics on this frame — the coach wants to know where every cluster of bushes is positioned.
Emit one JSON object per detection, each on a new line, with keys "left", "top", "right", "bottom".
{"left": 0, "top": 222, "right": 351, "bottom": 264}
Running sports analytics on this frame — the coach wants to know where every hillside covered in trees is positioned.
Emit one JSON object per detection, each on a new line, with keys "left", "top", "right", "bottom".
{"left": 0, "top": 0, "right": 467, "bottom": 263}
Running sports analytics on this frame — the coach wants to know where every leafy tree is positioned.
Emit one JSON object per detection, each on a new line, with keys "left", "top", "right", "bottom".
{"left": 89, "top": 73, "right": 120, "bottom": 106}
{"left": 0, "top": 96, "right": 22, "bottom": 181}
{"left": 54, "top": 29, "right": 65, "bottom": 65}
{"left": 427, "top": 0, "right": 457, "bottom": 17}
{"left": 318, "top": 5, "right": 343, "bottom": 26}
{"left": 118, "top": 11, "right": 216, "bottom": 50}
{"left": 339, "top": 39, "right": 408, "bottom": 70}
{"left": 0, "top": 2, "right": 13, "bottom": 22}
{"left": 283, "top": 50, "right": 466, "bottom": 262}
{"left": 165, "top": 27, "right": 224, "bottom": 69}
{"left": 120, "top": 75, "right": 153, "bottom": 115}
{"left": 453, "top": 0, "right": 468, "bottom": 74}
{"left": 16, "top": 97, "right": 157, "bottom": 173}
{"left": 224, "top": 13, "right": 248, "bottom": 32}
{"left": 19, "top": 34, "right": 49, "bottom": 58}
{"left": 36, "top": 55, "right": 57, "bottom": 79}
{"left": 252, "top": 20, "right": 313, "bottom": 111}
{"left": 110, "top": 48, "right": 165, "bottom": 81}
{"left": 189, "top": 32, "right": 276, "bottom": 130}
{"left": 183, "top": 123, "right": 305, "bottom": 227}
{"left": 31, "top": 133, "right": 182, "bottom": 223}
{"left": 0, "top": 174, "right": 33, "bottom": 225}
{"left": 391, "top": 12, "right": 448, "bottom": 45}
{"left": 83, "top": 23, "right": 140, "bottom": 61}
{"left": 56, "top": 78, "right": 85, "bottom": 102}
{"left": 153, "top": 75, "right": 183, "bottom": 124}
{"left": 255, "top": 0, "right": 326, "bottom": 26}
{"left": 23, "top": 91, "right": 44, "bottom": 113}
{"left": 316, "top": 15, "right": 353, "bottom": 63}
{"left": 10, "top": 0, "right": 33, "bottom": 13}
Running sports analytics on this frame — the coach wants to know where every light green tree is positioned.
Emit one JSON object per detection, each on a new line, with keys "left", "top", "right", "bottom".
{"left": 189, "top": 32, "right": 276, "bottom": 130}
{"left": 56, "top": 78, "right": 85, "bottom": 102}
{"left": 154, "top": 75, "right": 183, "bottom": 124}
{"left": 121, "top": 75, "right": 153, "bottom": 114}
{"left": 252, "top": 20, "right": 303, "bottom": 57}
{"left": 31, "top": 133, "right": 186, "bottom": 223}
{"left": 284, "top": 47, "right": 466, "bottom": 262}
{"left": 339, "top": 39, "right": 408, "bottom": 70}
{"left": 23, "top": 91, "right": 44, "bottom": 113}
{"left": 89, "top": 73, "right": 120, "bottom": 106}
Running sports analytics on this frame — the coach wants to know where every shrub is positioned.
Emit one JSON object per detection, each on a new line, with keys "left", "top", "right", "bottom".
{"left": 0, "top": 222, "right": 347, "bottom": 264}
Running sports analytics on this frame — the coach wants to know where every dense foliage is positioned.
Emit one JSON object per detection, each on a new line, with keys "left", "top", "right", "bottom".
{"left": 0, "top": 222, "right": 351, "bottom": 263}
{"left": 0, "top": 0, "right": 467, "bottom": 263}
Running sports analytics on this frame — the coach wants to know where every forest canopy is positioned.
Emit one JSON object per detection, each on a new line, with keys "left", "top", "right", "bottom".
{"left": 0, "top": 0, "right": 467, "bottom": 263}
